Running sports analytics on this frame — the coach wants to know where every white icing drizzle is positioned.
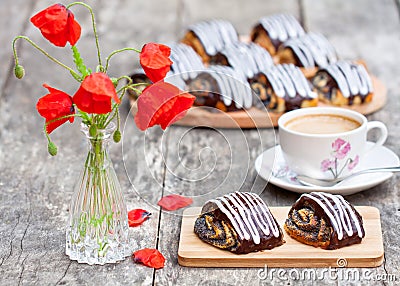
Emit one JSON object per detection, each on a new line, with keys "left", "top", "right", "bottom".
{"left": 243, "top": 193, "right": 281, "bottom": 237}
{"left": 258, "top": 14, "right": 305, "bottom": 43}
{"left": 203, "top": 65, "right": 253, "bottom": 109}
{"left": 326, "top": 64, "right": 351, "bottom": 97}
{"left": 322, "top": 60, "right": 373, "bottom": 98}
{"left": 283, "top": 32, "right": 338, "bottom": 68}
{"left": 263, "top": 64, "right": 317, "bottom": 99}
{"left": 300, "top": 192, "right": 364, "bottom": 240}
{"left": 188, "top": 20, "right": 239, "bottom": 56}
{"left": 169, "top": 43, "right": 205, "bottom": 80}
{"left": 217, "top": 42, "right": 274, "bottom": 79}
{"left": 206, "top": 192, "right": 281, "bottom": 244}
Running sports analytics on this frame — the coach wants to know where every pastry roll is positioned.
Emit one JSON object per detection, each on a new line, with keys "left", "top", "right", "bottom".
{"left": 278, "top": 32, "right": 338, "bottom": 69}
{"left": 249, "top": 64, "right": 318, "bottom": 112}
{"left": 181, "top": 20, "right": 239, "bottom": 63}
{"left": 284, "top": 192, "right": 365, "bottom": 249}
{"left": 210, "top": 42, "right": 274, "bottom": 80}
{"left": 194, "top": 192, "right": 284, "bottom": 254}
{"left": 251, "top": 14, "right": 305, "bottom": 56}
{"left": 312, "top": 60, "right": 374, "bottom": 106}
{"left": 186, "top": 65, "right": 254, "bottom": 112}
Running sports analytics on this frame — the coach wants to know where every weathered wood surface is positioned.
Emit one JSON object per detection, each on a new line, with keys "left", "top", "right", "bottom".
{"left": 0, "top": 0, "right": 399, "bottom": 286}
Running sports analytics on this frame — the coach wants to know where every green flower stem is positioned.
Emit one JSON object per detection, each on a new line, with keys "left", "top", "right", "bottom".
{"left": 103, "top": 108, "right": 119, "bottom": 129}
{"left": 102, "top": 82, "right": 147, "bottom": 128}
{"left": 85, "top": 135, "right": 115, "bottom": 246}
{"left": 329, "top": 168, "right": 336, "bottom": 178}
{"left": 116, "top": 82, "right": 150, "bottom": 97}
{"left": 337, "top": 158, "right": 352, "bottom": 177}
{"left": 126, "top": 86, "right": 144, "bottom": 95}
{"left": 12, "top": 36, "right": 80, "bottom": 79}
{"left": 116, "top": 75, "right": 133, "bottom": 86}
{"left": 116, "top": 109, "right": 121, "bottom": 133}
{"left": 67, "top": 2, "right": 102, "bottom": 68}
{"left": 104, "top": 48, "right": 141, "bottom": 72}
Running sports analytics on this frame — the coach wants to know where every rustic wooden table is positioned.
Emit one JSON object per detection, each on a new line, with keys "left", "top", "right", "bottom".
{"left": 0, "top": 0, "right": 399, "bottom": 285}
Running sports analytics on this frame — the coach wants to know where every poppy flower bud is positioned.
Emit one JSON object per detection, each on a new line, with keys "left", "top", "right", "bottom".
{"left": 48, "top": 141, "right": 58, "bottom": 156}
{"left": 14, "top": 64, "right": 25, "bottom": 79}
{"left": 89, "top": 125, "right": 97, "bottom": 137}
{"left": 113, "top": 130, "right": 121, "bottom": 143}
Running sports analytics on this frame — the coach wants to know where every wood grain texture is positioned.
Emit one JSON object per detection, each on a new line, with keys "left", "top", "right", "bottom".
{"left": 130, "top": 76, "right": 387, "bottom": 128}
{"left": 178, "top": 206, "right": 383, "bottom": 268}
{"left": 0, "top": 0, "right": 176, "bottom": 285}
{"left": 0, "top": 0, "right": 399, "bottom": 285}
{"left": 303, "top": 0, "right": 400, "bottom": 282}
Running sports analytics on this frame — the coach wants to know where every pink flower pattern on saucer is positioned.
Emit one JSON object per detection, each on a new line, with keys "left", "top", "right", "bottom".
{"left": 321, "top": 138, "right": 359, "bottom": 178}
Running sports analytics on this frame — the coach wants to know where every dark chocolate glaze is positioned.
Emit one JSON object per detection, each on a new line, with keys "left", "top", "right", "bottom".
{"left": 251, "top": 64, "right": 317, "bottom": 111}
{"left": 194, "top": 192, "right": 284, "bottom": 254}
{"left": 186, "top": 72, "right": 241, "bottom": 112}
{"left": 252, "top": 14, "right": 305, "bottom": 49}
{"left": 313, "top": 61, "right": 373, "bottom": 104}
{"left": 287, "top": 192, "right": 365, "bottom": 250}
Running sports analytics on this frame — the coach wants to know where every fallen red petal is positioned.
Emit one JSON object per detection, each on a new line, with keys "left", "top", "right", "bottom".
{"left": 157, "top": 194, "right": 193, "bottom": 211}
{"left": 128, "top": 209, "right": 151, "bottom": 227}
{"left": 133, "top": 248, "right": 165, "bottom": 269}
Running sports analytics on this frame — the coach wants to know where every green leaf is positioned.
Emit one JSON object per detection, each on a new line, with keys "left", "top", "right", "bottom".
{"left": 72, "top": 46, "right": 91, "bottom": 78}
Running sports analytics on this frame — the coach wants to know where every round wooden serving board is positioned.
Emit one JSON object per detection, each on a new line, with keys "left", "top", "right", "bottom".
{"left": 129, "top": 75, "right": 386, "bottom": 129}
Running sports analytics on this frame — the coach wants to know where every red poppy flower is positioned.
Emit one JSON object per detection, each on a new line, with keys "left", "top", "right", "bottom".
{"left": 157, "top": 194, "right": 193, "bottom": 211}
{"left": 133, "top": 248, "right": 165, "bottom": 269}
{"left": 134, "top": 82, "right": 195, "bottom": 131}
{"left": 73, "top": 73, "right": 120, "bottom": 114}
{"left": 36, "top": 84, "right": 74, "bottom": 134}
{"left": 31, "top": 4, "right": 81, "bottom": 47}
{"left": 140, "top": 43, "right": 173, "bottom": 83}
{"left": 128, "top": 209, "right": 151, "bottom": 227}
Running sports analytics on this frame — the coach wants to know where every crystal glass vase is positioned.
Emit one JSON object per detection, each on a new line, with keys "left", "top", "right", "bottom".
{"left": 66, "top": 122, "right": 129, "bottom": 265}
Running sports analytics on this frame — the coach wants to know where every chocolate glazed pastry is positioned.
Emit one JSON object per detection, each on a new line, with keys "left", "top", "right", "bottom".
{"left": 194, "top": 192, "right": 284, "bottom": 254}
{"left": 210, "top": 42, "right": 274, "bottom": 81}
{"left": 186, "top": 65, "right": 254, "bottom": 112}
{"left": 250, "top": 14, "right": 305, "bottom": 56}
{"left": 312, "top": 61, "right": 374, "bottom": 106}
{"left": 278, "top": 32, "right": 337, "bottom": 69}
{"left": 284, "top": 192, "right": 365, "bottom": 249}
{"left": 250, "top": 64, "right": 318, "bottom": 112}
{"left": 181, "top": 20, "right": 239, "bottom": 64}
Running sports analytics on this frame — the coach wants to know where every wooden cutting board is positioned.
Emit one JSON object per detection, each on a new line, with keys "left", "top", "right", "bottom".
{"left": 130, "top": 76, "right": 386, "bottom": 129}
{"left": 178, "top": 206, "right": 384, "bottom": 268}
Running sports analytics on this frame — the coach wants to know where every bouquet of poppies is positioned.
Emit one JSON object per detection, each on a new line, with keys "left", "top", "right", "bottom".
{"left": 12, "top": 2, "right": 195, "bottom": 155}
{"left": 12, "top": 2, "right": 196, "bottom": 266}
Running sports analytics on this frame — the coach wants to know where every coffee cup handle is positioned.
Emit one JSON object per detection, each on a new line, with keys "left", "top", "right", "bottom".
{"left": 365, "top": 121, "right": 388, "bottom": 153}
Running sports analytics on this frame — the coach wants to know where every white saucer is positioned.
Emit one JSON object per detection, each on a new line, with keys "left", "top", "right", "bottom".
{"left": 254, "top": 142, "right": 399, "bottom": 195}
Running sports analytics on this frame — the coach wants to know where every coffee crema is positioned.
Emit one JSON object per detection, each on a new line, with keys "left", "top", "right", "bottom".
{"left": 284, "top": 114, "right": 361, "bottom": 134}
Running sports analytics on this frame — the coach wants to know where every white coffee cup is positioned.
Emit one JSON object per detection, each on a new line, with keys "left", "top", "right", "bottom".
{"left": 278, "top": 107, "right": 388, "bottom": 180}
